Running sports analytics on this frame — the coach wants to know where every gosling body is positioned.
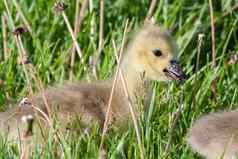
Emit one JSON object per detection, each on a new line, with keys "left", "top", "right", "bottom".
{"left": 0, "top": 24, "right": 186, "bottom": 143}
{"left": 188, "top": 111, "right": 238, "bottom": 159}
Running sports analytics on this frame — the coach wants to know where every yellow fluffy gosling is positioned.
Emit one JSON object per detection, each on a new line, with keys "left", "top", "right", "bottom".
{"left": 0, "top": 24, "right": 186, "bottom": 145}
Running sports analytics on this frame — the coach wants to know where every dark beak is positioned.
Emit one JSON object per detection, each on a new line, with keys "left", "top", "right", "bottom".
{"left": 163, "top": 60, "right": 186, "bottom": 84}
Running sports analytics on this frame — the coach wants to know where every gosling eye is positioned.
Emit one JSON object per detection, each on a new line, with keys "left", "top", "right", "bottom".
{"left": 152, "top": 49, "right": 163, "bottom": 57}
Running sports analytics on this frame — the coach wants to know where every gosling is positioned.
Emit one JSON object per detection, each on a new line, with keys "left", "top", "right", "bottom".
{"left": 187, "top": 111, "right": 238, "bottom": 159}
{"left": 0, "top": 23, "right": 186, "bottom": 143}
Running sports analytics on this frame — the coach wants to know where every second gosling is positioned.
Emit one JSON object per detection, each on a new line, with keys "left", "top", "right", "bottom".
{"left": 187, "top": 111, "right": 238, "bottom": 159}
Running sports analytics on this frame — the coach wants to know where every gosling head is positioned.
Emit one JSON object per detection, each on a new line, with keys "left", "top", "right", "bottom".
{"left": 127, "top": 24, "right": 186, "bottom": 84}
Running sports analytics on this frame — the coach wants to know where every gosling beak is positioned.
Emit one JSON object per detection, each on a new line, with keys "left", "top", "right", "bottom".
{"left": 163, "top": 60, "right": 186, "bottom": 84}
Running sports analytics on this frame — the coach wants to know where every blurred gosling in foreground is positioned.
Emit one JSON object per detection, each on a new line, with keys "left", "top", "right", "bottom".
{"left": 188, "top": 111, "right": 238, "bottom": 159}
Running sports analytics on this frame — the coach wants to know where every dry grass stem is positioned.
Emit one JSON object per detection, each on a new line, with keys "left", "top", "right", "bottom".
{"left": 145, "top": 0, "right": 158, "bottom": 20}
{"left": 54, "top": 2, "right": 84, "bottom": 64}
{"left": 62, "top": 12, "right": 85, "bottom": 67}
{"left": 89, "top": 0, "right": 96, "bottom": 68}
{"left": 92, "top": 0, "right": 104, "bottom": 78}
{"left": 4, "top": 4, "right": 63, "bottom": 155}
{"left": 60, "top": 8, "right": 91, "bottom": 79}
{"left": 75, "top": 0, "right": 89, "bottom": 33}
{"left": 99, "top": 20, "right": 128, "bottom": 157}
{"left": 111, "top": 21, "right": 145, "bottom": 159}
{"left": 18, "top": 36, "right": 53, "bottom": 118}
{"left": 28, "top": 65, "right": 52, "bottom": 117}
{"left": 73, "top": 0, "right": 81, "bottom": 38}
{"left": 17, "top": 35, "right": 52, "bottom": 117}
{"left": 20, "top": 150, "right": 26, "bottom": 159}
{"left": 115, "top": 49, "right": 145, "bottom": 159}
{"left": 192, "top": 33, "right": 204, "bottom": 110}
{"left": 69, "top": 0, "right": 80, "bottom": 81}
{"left": 3, "top": 0, "right": 15, "bottom": 30}
{"left": 208, "top": 0, "right": 216, "bottom": 68}
{"left": 89, "top": 0, "right": 95, "bottom": 38}
{"left": 196, "top": 34, "right": 205, "bottom": 79}
{"left": 1, "top": 14, "right": 8, "bottom": 60}
{"left": 195, "top": 34, "right": 205, "bottom": 85}
{"left": 98, "top": 40, "right": 123, "bottom": 158}
{"left": 208, "top": 0, "right": 218, "bottom": 101}
{"left": 165, "top": 86, "right": 185, "bottom": 155}
{"left": 4, "top": 0, "right": 52, "bottom": 121}
{"left": 15, "top": 36, "right": 33, "bottom": 95}
{"left": 31, "top": 104, "right": 51, "bottom": 125}
{"left": 17, "top": 36, "right": 28, "bottom": 58}
{"left": 70, "top": 0, "right": 89, "bottom": 80}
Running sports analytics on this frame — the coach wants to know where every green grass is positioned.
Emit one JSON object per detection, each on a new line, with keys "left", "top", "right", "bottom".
{"left": 0, "top": 0, "right": 238, "bottom": 158}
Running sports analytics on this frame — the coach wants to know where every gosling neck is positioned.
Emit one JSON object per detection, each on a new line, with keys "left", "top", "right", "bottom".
{"left": 117, "top": 53, "right": 146, "bottom": 102}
